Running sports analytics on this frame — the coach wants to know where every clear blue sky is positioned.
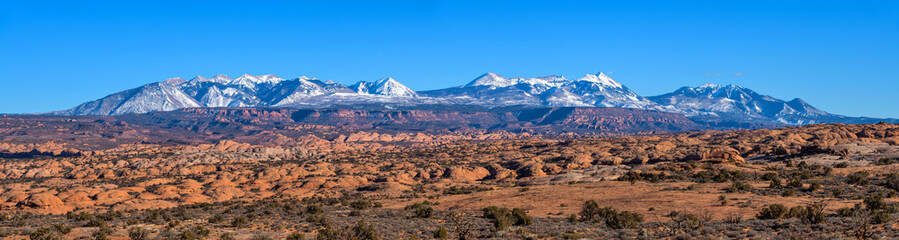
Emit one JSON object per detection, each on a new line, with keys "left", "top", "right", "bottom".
{"left": 1, "top": 1, "right": 897, "bottom": 117}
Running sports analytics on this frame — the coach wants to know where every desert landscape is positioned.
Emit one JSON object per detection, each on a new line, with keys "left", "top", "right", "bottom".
{"left": 3, "top": 1, "right": 898, "bottom": 239}
{"left": 2, "top": 109, "right": 899, "bottom": 239}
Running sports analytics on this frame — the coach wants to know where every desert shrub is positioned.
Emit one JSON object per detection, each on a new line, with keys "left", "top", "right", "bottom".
{"left": 760, "top": 172, "right": 779, "bottom": 181}
{"left": 726, "top": 180, "right": 752, "bottom": 193}
{"left": 231, "top": 216, "right": 249, "bottom": 228}
{"left": 769, "top": 178, "right": 782, "bottom": 188}
{"left": 482, "top": 206, "right": 512, "bottom": 231}
{"left": 306, "top": 214, "right": 329, "bottom": 226}
{"left": 723, "top": 213, "right": 742, "bottom": 224}
{"left": 561, "top": 232, "right": 582, "bottom": 239}
{"left": 92, "top": 226, "right": 113, "bottom": 240}
{"left": 511, "top": 208, "right": 533, "bottom": 226}
{"left": 209, "top": 214, "right": 224, "bottom": 224}
{"left": 220, "top": 233, "right": 237, "bottom": 240}
{"left": 833, "top": 162, "right": 849, "bottom": 168}
{"left": 481, "top": 206, "right": 532, "bottom": 231}
{"left": 693, "top": 169, "right": 744, "bottom": 183}
{"left": 306, "top": 205, "right": 324, "bottom": 215}
{"left": 578, "top": 201, "right": 642, "bottom": 229}
{"left": 618, "top": 171, "right": 666, "bottom": 183}
{"left": 405, "top": 202, "right": 434, "bottom": 218}
{"left": 838, "top": 207, "right": 857, "bottom": 217}
{"left": 873, "top": 210, "right": 892, "bottom": 224}
{"left": 668, "top": 211, "right": 706, "bottom": 233}
{"left": 250, "top": 235, "right": 273, "bottom": 240}
{"left": 847, "top": 171, "right": 870, "bottom": 185}
{"left": 316, "top": 225, "right": 342, "bottom": 240}
{"left": 349, "top": 200, "right": 374, "bottom": 210}
{"left": 316, "top": 220, "right": 378, "bottom": 240}
{"left": 128, "top": 227, "right": 150, "bottom": 240}
{"left": 180, "top": 226, "right": 210, "bottom": 240}
{"left": 807, "top": 182, "right": 821, "bottom": 192}
{"left": 579, "top": 200, "right": 602, "bottom": 222}
{"left": 346, "top": 220, "right": 379, "bottom": 240}
{"left": 884, "top": 173, "right": 899, "bottom": 191}
{"left": 790, "top": 203, "right": 826, "bottom": 224}
{"left": 864, "top": 192, "right": 889, "bottom": 211}
{"left": 567, "top": 214, "right": 578, "bottom": 223}
{"left": 787, "top": 177, "right": 803, "bottom": 188}
{"left": 875, "top": 157, "right": 897, "bottom": 165}
{"left": 781, "top": 189, "right": 795, "bottom": 197}
{"left": 433, "top": 227, "right": 448, "bottom": 239}
{"left": 605, "top": 210, "right": 644, "bottom": 229}
{"left": 443, "top": 185, "right": 492, "bottom": 195}
{"left": 287, "top": 232, "right": 306, "bottom": 240}
{"left": 757, "top": 204, "right": 788, "bottom": 219}
{"left": 84, "top": 218, "right": 106, "bottom": 228}
{"left": 30, "top": 227, "right": 63, "bottom": 240}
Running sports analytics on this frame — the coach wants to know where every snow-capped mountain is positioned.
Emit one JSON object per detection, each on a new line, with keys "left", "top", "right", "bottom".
{"left": 420, "top": 72, "right": 665, "bottom": 110}
{"left": 647, "top": 83, "right": 849, "bottom": 125}
{"left": 64, "top": 78, "right": 202, "bottom": 116}
{"left": 54, "top": 72, "right": 896, "bottom": 127}
{"left": 349, "top": 78, "right": 417, "bottom": 97}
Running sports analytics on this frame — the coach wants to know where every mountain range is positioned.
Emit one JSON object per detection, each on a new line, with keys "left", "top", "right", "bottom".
{"left": 54, "top": 72, "right": 896, "bottom": 127}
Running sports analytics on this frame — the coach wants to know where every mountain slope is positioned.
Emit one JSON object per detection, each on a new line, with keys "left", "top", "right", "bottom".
{"left": 646, "top": 83, "right": 885, "bottom": 125}
{"left": 349, "top": 78, "right": 417, "bottom": 97}
{"left": 54, "top": 72, "right": 896, "bottom": 128}
{"left": 62, "top": 79, "right": 202, "bottom": 115}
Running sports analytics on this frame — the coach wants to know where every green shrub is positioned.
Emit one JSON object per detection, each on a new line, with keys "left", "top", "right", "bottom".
{"left": 405, "top": 202, "right": 434, "bottom": 218}
{"left": 128, "top": 227, "right": 150, "bottom": 240}
{"left": 873, "top": 210, "right": 893, "bottom": 224}
{"left": 286, "top": 231, "right": 306, "bottom": 240}
{"left": 847, "top": 171, "right": 870, "bottom": 185}
{"left": 348, "top": 220, "right": 378, "bottom": 240}
{"left": 567, "top": 214, "right": 578, "bottom": 223}
{"left": 864, "top": 192, "right": 888, "bottom": 210}
{"left": 885, "top": 174, "right": 899, "bottom": 191}
{"left": 807, "top": 182, "right": 821, "bottom": 192}
{"left": 349, "top": 200, "right": 374, "bottom": 210}
{"left": 757, "top": 204, "right": 787, "bottom": 219}
{"left": 726, "top": 180, "right": 752, "bottom": 193}
{"left": 605, "top": 211, "right": 644, "bottom": 229}
{"left": 577, "top": 201, "right": 642, "bottom": 229}
{"left": 481, "top": 206, "right": 532, "bottom": 231}
{"left": 209, "top": 214, "right": 224, "bottom": 224}
{"left": 787, "top": 177, "right": 803, "bottom": 188}
{"left": 433, "top": 227, "right": 448, "bottom": 239}
{"left": 30, "top": 227, "right": 63, "bottom": 240}
{"left": 231, "top": 216, "right": 249, "bottom": 228}
{"left": 511, "top": 208, "right": 533, "bottom": 226}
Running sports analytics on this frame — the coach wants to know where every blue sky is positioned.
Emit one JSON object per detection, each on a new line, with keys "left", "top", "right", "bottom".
{"left": 1, "top": 1, "right": 897, "bottom": 117}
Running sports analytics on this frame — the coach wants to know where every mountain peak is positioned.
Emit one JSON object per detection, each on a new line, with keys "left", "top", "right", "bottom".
{"left": 699, "top": 83, "right": 718, "bottom": 89}
{"left": 210, "top": 74, "right": 232, "bottom": 83}
{"left": 465, "top": 72, "right": 513, "bottom": 88}
{"left": 577, "top": 72, "right": 623, "bottom": 88}
{"left": 375, "top": 77, "right": 397, "bottom": 83}
{"left": 163, "top": 78, "right": 186, "bottom": 86}
{"left": 190, "top": 76, "right": 208, "bottom": 82}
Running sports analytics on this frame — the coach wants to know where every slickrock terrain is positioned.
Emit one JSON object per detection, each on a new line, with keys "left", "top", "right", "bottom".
{"left": 2, "top": 115, "right": 899, "bottom": 239}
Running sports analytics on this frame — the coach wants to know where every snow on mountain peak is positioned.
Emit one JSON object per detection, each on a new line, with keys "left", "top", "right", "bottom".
{"left": 163, "top": 77, "right": 187, "bottom": 86}
{"left": 210, "top": 74, "right": 232, "bottom": 83}
{"left": 233, "top": 74, "right": 284, "bottom": 85}
{"left": 351, "top": 77, "right": 417, "bottom": 97}
{"left": 466, "top": 72, "right": 513, "bottom": 88}
{"left": 577, "top": 72, "right": 623, "bottom": 88}
{"left": 699, "top": 83, "right": 718, "bottom": 89}
{"left": 189, "top": 76, "right": 208, "bottom": 82}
